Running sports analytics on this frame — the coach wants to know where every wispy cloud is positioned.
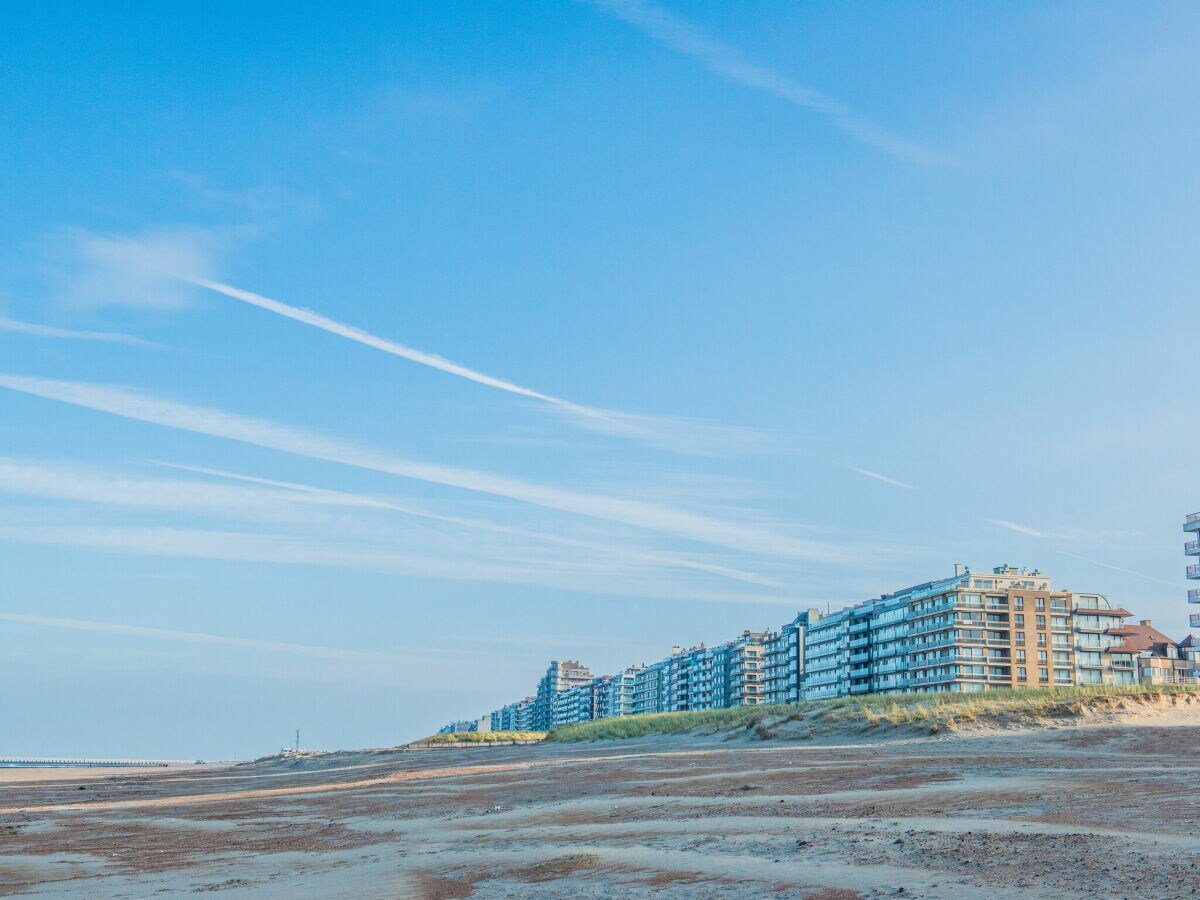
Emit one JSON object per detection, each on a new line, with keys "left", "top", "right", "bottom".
{"left": 0, "top": 375, "right": 848, "bottom": 562}
{"left": 0, "top": 520, "right": 794, "bottom": 605}
{"left": 186, "top": 277, "right": 760, "bottom": 455}
{"left": 853, "top": 467, "right": 916, "bottom": 490}
{"left": 1053, "top": 550, "right": 1178, "bottom": 588}
{"left": 989, "top": 520, "right": 1176, "bottom": 587}
{"left": 990, "top": 518, "right": 1047, "bottom": 538}
{"left": 0, "top": 457, "right": 781, "bottom": 587}
{"left": 990, "top": 518, "right": 1149, "bottom": 547}
{"left": 167, "top": 171, "right": 319, "bottom": 218}
{"left": 585, "top": 0, "right": 945, "bottom": 165}
{"left": 50, "top": 227, "right": 225, "bottom": 311}
{"left": 0, "top": 612, "right": 408, "bottom": 663}
{"left": 0, "top": 316, "right": 159, "bottom": 348}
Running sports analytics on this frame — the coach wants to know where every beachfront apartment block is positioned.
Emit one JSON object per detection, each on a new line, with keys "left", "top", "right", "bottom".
{"left": 444, "top": 562, "right": 1187, "bottom": 735}
{"left": 804, "top": 565, "right": 1129, "bottom": 697}
{"left": 802, "top": 608, "right": 850, "bottom": 700}
{"left": 1186, "top": 512, "right": 1200, "bottom": 668}
{"left": 763, "top": 610, "right": 821, "bottom": 703}
{"left": 532, "top": 660, "right": 592, "bottom": 730}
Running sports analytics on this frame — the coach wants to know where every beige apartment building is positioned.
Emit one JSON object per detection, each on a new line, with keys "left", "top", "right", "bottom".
{"left": 908, "top": 565, "right": 1075, "bottom": 692}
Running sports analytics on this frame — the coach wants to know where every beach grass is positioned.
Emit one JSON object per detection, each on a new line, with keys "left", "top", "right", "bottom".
{"left": 545, "top": 683, "right": 1200, "bottom": 742}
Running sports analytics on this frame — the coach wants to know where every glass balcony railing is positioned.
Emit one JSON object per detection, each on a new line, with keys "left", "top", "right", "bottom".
{"left": 1187, "top": 540, "right": 1200, "bottom": 556}
{"left": 1190, "top": 613, "right": 1200, "bottom": 628}
{"left": 1189, "top": 565, "right": 1200, "bottom": 580}
{"left": 1189, "top": 589, "right": 1200, "bottom": 603}
{"left": 1187, "top": 512, "right": 1200, "bottom": 525}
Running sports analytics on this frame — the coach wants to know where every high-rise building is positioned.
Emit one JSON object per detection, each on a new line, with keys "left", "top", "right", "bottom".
{"left": 1071, "top": 594, "right": 1133, "bottom": 685}
{"left": 727, "top": 630, "right": 769, "bottom": 706}
{"left": 763, "top": 610, "right": 821, "bottom": 704}
{"left": 1185, "top": 513, "right": 1195, "bottom": 676}
{"left": 803, "top": 608, "right": 851, "bottom": 700}
{"left": 532, "top": 660, "right": 592, "bottom": 731}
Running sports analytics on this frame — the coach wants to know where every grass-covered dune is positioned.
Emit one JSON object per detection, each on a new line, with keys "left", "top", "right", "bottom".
{"left": 546, "top": 684, "right": 1200, "bottom": 743}
{"left": 406, "top": 730, "right": 547, "bottom": 746}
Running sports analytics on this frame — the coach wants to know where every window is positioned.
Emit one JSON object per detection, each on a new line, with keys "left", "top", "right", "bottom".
{"left": 1016, "top": 649, "right": 1026, "bottom": 661}
{"left": 1039, "top": 667, "right": 1049, "bottom": 682}
{"left": 1016, "top": 633, "right": 1025, "bottom": 645}
{"left": 1035, "top": 597, "right": 1046, "bottom": 610}
{"left": 1052, "top": 616, "right": 1068, "bottom": 630}
{"left": 1017, "top": 667, "right": 1027, "bottom": 679}
{"left": 1036, "top": 615, "right": 1046, "bottom": 629}
{"left": 1050, "top": 597, "right": 1067, "bottom": 611}
{"left": 1014, "top": 597, "right": 1024, "bottom": 610}
{"left": 1014, "top": 614, "right": 1025, "bottom": 627}
{"left": 1037, "top": 633, "right": 1047, "bottom": 647}
{"left": 1037, "top": 650, "right": 1048, "bottom": 664}
{"left": 1053, "top": 651, "right": 1071, "bottom": 664}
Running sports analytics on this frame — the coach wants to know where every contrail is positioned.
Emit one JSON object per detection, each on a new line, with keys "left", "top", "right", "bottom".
{"left": 0, "top": 374, "right": 850, "bottom": 561}
{"left": 0, "top": 315, "right": 158, "bottom": 348}
{"left": 189, "top": 277, "right": 638, "bottom": 434}
{"left": 0, "top": 611, "right": 407, "bottom": 662}
{"left": 585, "top": 0, "right": 947, "bottom": 166}
{"left": 853, "top": 467, "right": 916, "bottom": 490}
{"left": 186, "top": 277, "right": 763, "bottom": 455}
{"left": 156, "top": 462, "right": 784, "bottom": 588}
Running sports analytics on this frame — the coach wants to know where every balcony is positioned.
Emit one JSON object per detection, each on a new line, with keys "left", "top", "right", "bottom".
{"left": 848, "top": 636, "right": 870, "bottom": 649}
{"left": 1189, "top": 565, "right": 1200, "bottom": 581}
{"left": 1188, "top": 540, "right": 1200, "bottom": 556}
{"left": 1191, "top": 613, "right": 1200, "bottom": 628}
{"left": 1189, "top": 589, "right": 1200, "bottom": 604}
{"left": 1186, "top": 512, "right": 1200, "bottom": 533}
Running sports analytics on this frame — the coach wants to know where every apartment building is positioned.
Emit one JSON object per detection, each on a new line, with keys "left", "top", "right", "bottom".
{"left": 727, "top": 630, "right": 769, "bottom": 705}
{"left": 907, "top": 565, "right": 1076, "bottom": 692}
{"left": 1186, "top": 512, "right": 1200, "bottom": 663}
{"left": 868, "top": 592, "right": 911, "bottom": 694}
{"left": 491, "top": 697, "right": 536, "bottom": 732}
{"left": 803, "top": 608, "right": 850, "bottom": 700}
{"left": 532, "top": 660, "right": 592, "bottom": 731}
{"left": 552, "top": 681, "right": 598, "bottom": 727}
{"left": 763, "top": 610, "right": 821, "bottom": 703}
{"left": 1071, "top": 594, "right": 1133, "bottom": 685}
{"left": 444, "top": 563, "right": 1162, "bottom": 733}
{"left": 633, "top": 659, "right": 668, "bottom": 715}
{"left": 596, "top": 668, "right": 640, "bottom": 718}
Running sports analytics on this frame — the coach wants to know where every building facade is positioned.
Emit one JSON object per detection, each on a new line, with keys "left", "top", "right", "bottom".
{"left": 532, "top": 660, "right": 592, "bottom": 731}
{"left": 441, "top": 563, "right": 1169, "bottom": 734}
{"left": 803, "top": 608, "right": 850, "bottom": 700}
{"left": 763, "top": 610, "right": 821, "bottom": 704}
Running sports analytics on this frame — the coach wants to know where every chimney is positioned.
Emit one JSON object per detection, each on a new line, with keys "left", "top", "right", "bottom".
{"left": 1141, "top": 619, "right": 1152, "bottom": 628}
{"left": 954, "top": 563, "right": 963, "bottom": 576}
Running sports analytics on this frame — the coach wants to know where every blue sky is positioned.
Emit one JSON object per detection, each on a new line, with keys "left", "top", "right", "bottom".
{"left": 2, "top": 1, "right": 1198, "bottom": 758}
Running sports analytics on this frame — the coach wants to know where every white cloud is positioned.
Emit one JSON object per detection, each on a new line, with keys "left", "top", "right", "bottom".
{"left": 853, "top": 467, "right": 916, "bottom": 491}
{"left": 0, "top": 520, "right": 795, "bottom": 605}
{"left": 0, "top": 374, "right": 849, "bottom": 561}
{"left": 586, "top": 0, "right": 947, "bottom": 165}
{"left": 989, "top": 518, "right": 1047, "bottom": 538}
{"left": 0, "top": 457, "right": 781, "bottom": 587}
{"left": 0, "top": 612, "right": 411, "bottom": 663}
{"left": 0, "top": 315, "right": 159, "bottom": 347}
{"left": 51, "top": 227, "right": 224, "bottom": 310}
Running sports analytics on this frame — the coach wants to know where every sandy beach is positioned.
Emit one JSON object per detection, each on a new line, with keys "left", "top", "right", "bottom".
{"left": 2, "top": 715, "right": 1199, "bottom": 898}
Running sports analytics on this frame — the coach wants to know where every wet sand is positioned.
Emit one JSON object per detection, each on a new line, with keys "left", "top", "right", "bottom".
{"left": 2, "top": 719, "right": 1199, "bottom": 898}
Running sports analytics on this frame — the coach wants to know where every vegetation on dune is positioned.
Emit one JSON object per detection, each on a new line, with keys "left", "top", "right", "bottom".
{"left": 545, "top": 684, "right": 1200, "bottom": 743}
{"left": 407, "top": 730, "right": 547, "bottom": 746}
